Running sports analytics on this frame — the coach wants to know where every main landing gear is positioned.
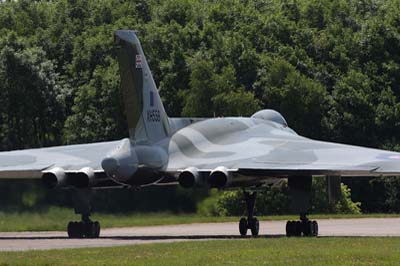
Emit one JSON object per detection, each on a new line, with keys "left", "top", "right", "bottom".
{"left": 239, "top": 191, "right": 259, "bottom": 237}
{"left": 67, "top": 214, "right": 100, "bottom": 238}
{"left": 286, "top": 213, "right": 318, "bottom": 237}
{"left": 67, "top": 188, "right": 101, "bottom": 238}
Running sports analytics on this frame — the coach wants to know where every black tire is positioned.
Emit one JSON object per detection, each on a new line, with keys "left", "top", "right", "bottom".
{"left": 312, "top": 221, "right": 318, "bottom": 237}
{"left": 288, "top": 221, "right": 296, "bottom": 237}
{"left": 249, "top": 217, "right": 259, "bottom": 237}
{"left": 94, "top": 221, "right": 101, "bottom": 238}
{"left": 84, "top": 222, "right": 95, "bottom": 238}
{"left": 76, "top": 222, "right": 84, "bottom": 238}
{"left": 82, "top": 222, "right": 89, "bottom": 238}
{"left": 302, "top": 220, "right": 312, "bottom": 237}
{"left": 239, "top": 217, "right": 248, "bottom": 236}
{"left": 295, "top": 221, "right": 302, "bottom": 236}
{"left": 287, "top": 221, "right": 295, "bottom": 237}
{"left": 285, "top": 221, "right": 292, "bottom": 237}
{"left": 67, "top": 221, "right": 74, "bottom": 238}
{"left": 68, "top": 221, "right": 83, "bottom": 238}
{"left": 71, "top": 222, "right": 79, "bottom": 238}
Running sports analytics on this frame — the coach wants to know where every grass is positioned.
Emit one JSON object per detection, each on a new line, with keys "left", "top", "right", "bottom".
{"left": 1, "top": 207, "right": 400, "bottom": 232}
{"left": 1, "top": 237, "right": 400, "bottom": 265}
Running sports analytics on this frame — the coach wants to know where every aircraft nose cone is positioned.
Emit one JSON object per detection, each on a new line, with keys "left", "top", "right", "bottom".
{"left": 101, "top": 157, "right": 119, "bottom": 174}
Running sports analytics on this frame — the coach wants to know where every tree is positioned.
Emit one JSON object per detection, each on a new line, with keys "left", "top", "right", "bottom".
{"left": 327, "top": 70, "right": 376, "bottom": 145}
{"left": 255, "top": 56, "right": 328, "bottom": 138}
{"left": 63, "top": 60, "right": 126, "bottom": 144}
{"left": 181, "top": 52, "right": 216, "bottom": 117}
{"left": 0, "top": 33, "right": 65, "bottom": 150}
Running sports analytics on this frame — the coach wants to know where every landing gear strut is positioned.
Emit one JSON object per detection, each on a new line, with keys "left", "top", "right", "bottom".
{"left": 286, "top": 213, "right": 318, "bottom": 237}
{"left": 67, "top": 188, "right": 101, "bottom": 238}
{"left": 239, "top": 191, "right": 259, "bottom": 237}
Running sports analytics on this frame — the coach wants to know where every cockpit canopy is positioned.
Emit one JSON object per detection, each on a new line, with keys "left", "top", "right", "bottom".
{"left": 251, "top": 109, "right": 288, "bottom": 127}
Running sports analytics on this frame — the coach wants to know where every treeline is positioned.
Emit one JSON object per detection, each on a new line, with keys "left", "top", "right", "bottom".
{"left": 1, "top": 0, "right": 400, "bottom": 213}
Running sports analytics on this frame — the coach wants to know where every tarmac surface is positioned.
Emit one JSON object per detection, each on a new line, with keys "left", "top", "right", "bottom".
{"left": 1, "top": 218, "right": 400, "bottom": 251}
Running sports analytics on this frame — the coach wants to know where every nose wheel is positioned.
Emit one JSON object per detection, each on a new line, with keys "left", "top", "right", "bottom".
{"left": 238, "top": 191, "right": 259, "bottom": 237}
{"left": 239, "top": 217, "right": 260, "bottom": 236}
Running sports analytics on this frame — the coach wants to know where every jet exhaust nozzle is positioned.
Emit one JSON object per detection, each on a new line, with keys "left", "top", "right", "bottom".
{"left": 70, "top": 167, "right": 95, "bottom": 188}
{"left": 42, "top": 167, "right": 67, "bottom": 188}
{"left": 42, "top": 167, "right": 97, "bottom": 189}
{"left": 178, "top": 167, "right": 201, "bottom": 188}
{"left": 208, "top": 166, "right": 231, "bottom": 188}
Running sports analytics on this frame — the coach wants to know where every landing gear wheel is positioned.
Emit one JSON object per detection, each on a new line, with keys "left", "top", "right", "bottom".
{"left": 285, "top": 214, "right": 319, "bottom": 237}
{"left": 239, "top": 217, "right": 248, "bottom": 236}
{"left": 286, "top": 221, "right": 295, "bottom": 237}
{"left": 67, "top": 221, "right": 83, "bottom": 238}
{"left": 93, "top": 221, "right": 101, "bottom": 238}
{"left": 311, "top": 220, "right": 318, "bottom": 236}
{"left": 67, "top": 221, "right": 101, "bottom": 238}
{"left": 84, "top": 221, "right": 101, "bottom": 238}
{"left": 239, "top": 191, "right": 260, "bottom": 237}
{"left": 249, "top": 217, "right": 259, "bottom": 237}
{"left": 294, "top": 221, "right": 302, "bottom": 236}
{"left": 285, "top": 221, "right": 290, "bottom": 236}
{"left": 67, "top": 221, "right": 74, "bottom": 238}
{"left": 302, "top": 220, "right": 312, "bottom": 236}
{"left": 84, "top": 222, "right": 94, "bottom": 238}
{"left": 67, "top": 221, "right": 73, "bottom": 238}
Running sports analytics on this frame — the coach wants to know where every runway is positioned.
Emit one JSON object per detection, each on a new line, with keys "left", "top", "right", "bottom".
{"left": 1, "top": 218, "right": 400, "bottom": 251}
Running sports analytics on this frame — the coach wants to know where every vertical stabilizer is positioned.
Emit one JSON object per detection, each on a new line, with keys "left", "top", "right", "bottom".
{"left": 114, "top": 30, "right": 170, "bottom": 143}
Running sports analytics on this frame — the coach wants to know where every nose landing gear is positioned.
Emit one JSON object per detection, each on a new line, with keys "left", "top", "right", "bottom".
{"left": 238, "top": 191, "right": 259, "bottom": 237}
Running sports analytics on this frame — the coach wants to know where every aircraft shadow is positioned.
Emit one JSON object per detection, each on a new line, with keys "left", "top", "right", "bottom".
{"left": 0, "top": 235, "right": 392, "bottom": 241}
{"left": 0, "top": 234, "right": 285, "bottom": 241}
{"left": 105, "top": 234, "right": 286, "bottom": 240}
{"left": 105, "top": 235, "right": 400, "bottom": 241}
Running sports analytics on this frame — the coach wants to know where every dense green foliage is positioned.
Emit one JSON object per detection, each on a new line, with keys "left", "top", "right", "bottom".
{"left": 2, "top": 0, "right": 400, "bottom": 213}
{"left": 2, "top": 0, "right": 400, "bottom": 148}
{"left": 197, "top": 178, "right": 361, "bottom": 216}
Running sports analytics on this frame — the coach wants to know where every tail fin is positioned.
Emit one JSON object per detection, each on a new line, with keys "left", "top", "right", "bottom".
{"left": 114, "top": 30, "right": 170, "bottom": 144}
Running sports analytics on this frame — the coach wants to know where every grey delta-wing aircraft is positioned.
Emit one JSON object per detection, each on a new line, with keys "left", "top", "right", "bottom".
{"left": 2, "top": 30, "right": 400, "bottom": 238}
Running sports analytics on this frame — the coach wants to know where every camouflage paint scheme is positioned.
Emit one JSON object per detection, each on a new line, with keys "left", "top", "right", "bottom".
{"left": 1, "top": 30, "right": 400, "bottom": 190}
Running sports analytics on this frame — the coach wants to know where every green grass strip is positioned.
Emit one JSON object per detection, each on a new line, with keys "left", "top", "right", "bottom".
{"left": 1, "top": 237, "right": 400, "bottom": 265}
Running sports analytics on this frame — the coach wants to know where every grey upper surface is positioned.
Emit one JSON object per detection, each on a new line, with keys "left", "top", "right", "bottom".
{"left": 0, "top": 141, "right": 120, "bottom": 178}
{"left": 1, "top": 115, "right": 399, "bottom": 179}
{"left": 166, "top": 116, "right": 400, "bottom": 176}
